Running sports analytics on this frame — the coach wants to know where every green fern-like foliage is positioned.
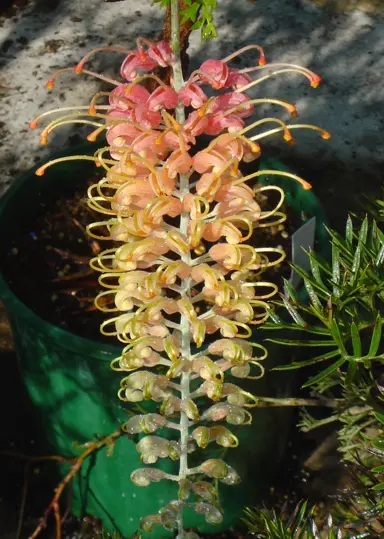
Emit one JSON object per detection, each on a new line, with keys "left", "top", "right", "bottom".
{"left": 267, "top": 215, "right": 384, "bottom": 383}
{"left": 243, "top": 501, "right": 342, "bottom": 539}
{"left": 361, "top": 188, "right": 384, "bottom": 223}
{"left": 259, "top": 213, "right": 384, "bottom": 533}
{"left": 243, "top": 494, "right": 384, "bottom": 538}
{"left": 265, "top": 216, "right": 384, "bottom": 444}
{"left": 153, "top": 0, "right": 218, "bottom": 39}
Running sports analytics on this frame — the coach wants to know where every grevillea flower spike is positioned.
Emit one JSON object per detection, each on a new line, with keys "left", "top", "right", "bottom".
{"left": 31, "top": 1, "right": 330, "bottom": 535}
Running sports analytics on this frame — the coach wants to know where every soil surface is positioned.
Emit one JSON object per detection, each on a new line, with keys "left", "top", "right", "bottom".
{"left": 2, "top": 173, "right": 112, "bottom": 342}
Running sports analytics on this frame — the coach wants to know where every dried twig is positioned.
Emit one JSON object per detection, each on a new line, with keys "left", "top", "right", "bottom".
{"left": 28, "top": 428, "right": 123, "bottom": 539}
{"left": 1, "top": 429, "right": 123, "bottom": 539}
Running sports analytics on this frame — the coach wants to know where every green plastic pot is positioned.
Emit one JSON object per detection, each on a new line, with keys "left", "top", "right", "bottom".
{"left": 0, "top": 144, "right": 327, "bottom": 537}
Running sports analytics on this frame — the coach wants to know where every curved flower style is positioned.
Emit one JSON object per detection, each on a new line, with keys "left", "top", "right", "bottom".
{"left": 32, "top": 32, "right": 330, "bottom": 538}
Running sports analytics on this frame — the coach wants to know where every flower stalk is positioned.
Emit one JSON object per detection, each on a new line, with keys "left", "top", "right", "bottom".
{"left": 31, "top": 6, "right": 330, "bottom": 533}
{"left": 170, "top": 3, "right": 192, "bottom": 533}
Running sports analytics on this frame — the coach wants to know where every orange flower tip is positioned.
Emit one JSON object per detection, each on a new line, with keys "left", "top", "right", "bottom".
{"left": 45, "top": 80, "right": 55, "bottom": 90}
{"left": 29, "top": 120, "right": 38, "bottom": 129}
{"left": 40, "top": 137, "right": 48, "bottom": 145}
{"left": 258, "top": 56, "right": 267, "bottom": 66}
{"left": 303, "top": 181, "right": 312, "bottom": 190}
{"left": 95, "top": 160, "right": 102, "bottom": 167}
{"left": 87, "top": 133, "right": 97, "bottom": 142}
{"left": 74, "top": 63, "right": 83, "bottom": 74}
{"left": 321, "top": 131, "right": 331, "bottom": 140}
{"left": 286, "top": 105, "right": 298, "bottom": 117}
{"left": 88, "top": 106, "right": 97, "bottom": 115}
{"left": 310, "top": 75, "right": 322, "bottom": 88}
{"left": 283, "top": 133, "right": 295, "bottom": 145}
{"left": 250, "top": 142, "right": 261, "bottom": 153}
{"left": 35, "top": 167, "right": 46, "bottom": 176}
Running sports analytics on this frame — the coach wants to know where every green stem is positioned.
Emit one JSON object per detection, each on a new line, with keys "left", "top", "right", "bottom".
{"left": 254, "top": 396, "right": 342, "bottom": 408}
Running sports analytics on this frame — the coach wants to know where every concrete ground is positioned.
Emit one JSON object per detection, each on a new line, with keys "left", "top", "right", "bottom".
{"left": 0, "top": 0, "right": 383, "bottom": 228}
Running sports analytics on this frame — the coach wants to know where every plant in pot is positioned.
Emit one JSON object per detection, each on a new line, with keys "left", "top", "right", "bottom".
{"left": 0, "top": 0, "right": 330, "bottom": 537}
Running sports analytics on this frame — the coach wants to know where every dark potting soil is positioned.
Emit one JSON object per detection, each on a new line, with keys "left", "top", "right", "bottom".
{"left": 2, "top": 174, "right": 112, "bottom": 343}
{"left": 1, "top": 175, "right": 295, "bottom": 344}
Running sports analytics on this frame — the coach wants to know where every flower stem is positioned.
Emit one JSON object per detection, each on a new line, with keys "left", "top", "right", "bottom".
{"left": 171, "top": 0, "right": 185, "bottom": 120}
{"left": 171, "top": 1, "right": 191, "bottom": 536}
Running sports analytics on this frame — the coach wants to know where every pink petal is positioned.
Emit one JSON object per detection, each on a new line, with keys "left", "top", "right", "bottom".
{"left": 120, "top": 52, "right": 157, "bottom": 81}
{"left": 149, "top": 168, "right": 176, "bottom": 196}
{"left": 204, "top": 113, "right": 244, "bottom": 135}
{"left": 106, "top": 123, "right": 142, "bottom": 149}
{"left": 131, "top": 104, "right": 161, "bottom": 129}
{"left": 195, "top": 173, "right": 221, "bottom": 200}
{"left": 199, "top": 59, "right": 229, "bottom": 89}
{"left": 106, "top": 108, "right": 134, "bottom": 120}
{"left": 163, "top": 130, "right": 193, "bottom": 151}
{"left": 214, "top": 135, "right": 244, "bottom": 160}
{"left": 113, "top": 179, "right": 155, "bottom": 211}
{"left": 183, "top": 110, "right": 208, "bottom": 137}
{"left": 130, "top": 132, "right": 165, "bottom": 155}
{"left": 225, "top": 69, "right": 252, "bottom": 90}
{"left": 147, "top": 86, "right": 178, "bottom": 111}
{"left": 215, "top": 182, "right": 255, "bottom": 202}
{"left": 179, "top": 83, "right": 208, "bottom": 108}
{"left": 193, "top": 149, "right": 227, "bottom": 173}
{"left": 110, "top": 84, "right": 150, "bottom": 110}
{"left": 150, "top": 197, "right": 182, "bottom": 222}
{"left": 165, "top": 150, "right": 193, "bottom": 178}
{"left": 148, "top": 41, "right": 175, "bottom": 67}
{"left": 212, "top": 92, "right": 253, "bottom": 118}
